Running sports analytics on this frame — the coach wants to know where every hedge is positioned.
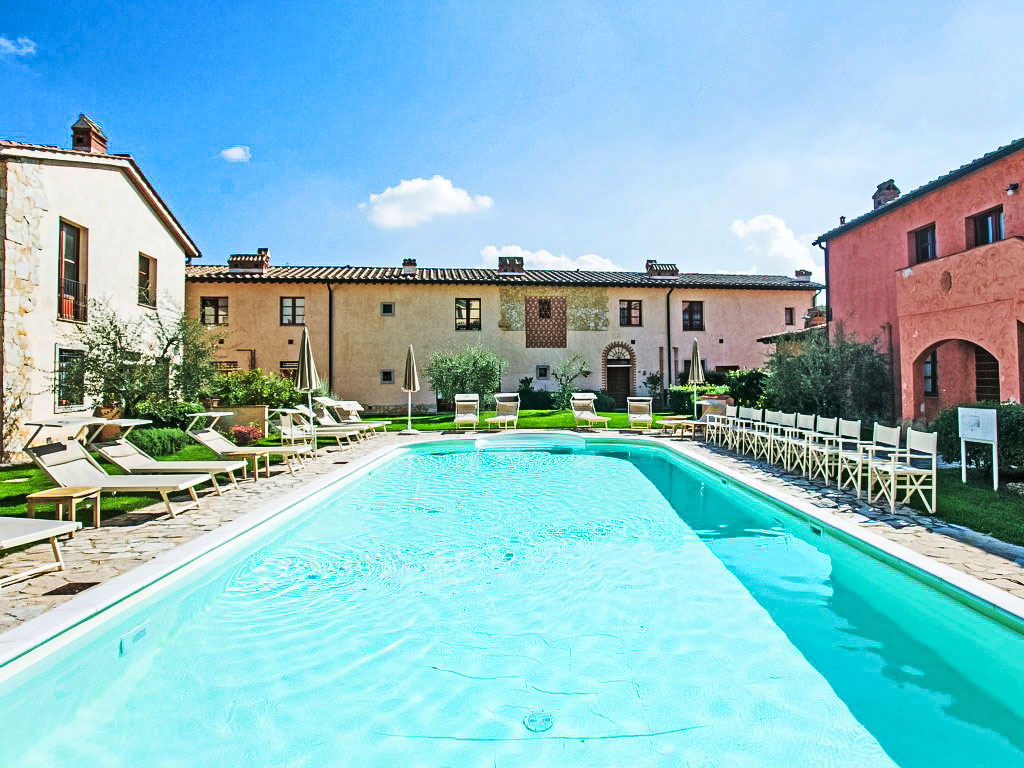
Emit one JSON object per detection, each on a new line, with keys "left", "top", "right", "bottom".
{"left": 126, "top": 427, "right": 189, "bottom": 458}
{"left": 933, "top": 402, "right": 1024, "bottom": 474}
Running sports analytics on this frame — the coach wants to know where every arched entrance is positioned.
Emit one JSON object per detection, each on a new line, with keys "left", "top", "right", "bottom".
{"left": 910, "top": 339, "right": 1000, "bottom": 421}
{"left": 601, "top": 342, "right": 636, "bottom": 408}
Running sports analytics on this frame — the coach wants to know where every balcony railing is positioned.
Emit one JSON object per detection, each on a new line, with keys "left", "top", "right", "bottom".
{"left": 59, "top": 278, "right": 88, "bottom": 322}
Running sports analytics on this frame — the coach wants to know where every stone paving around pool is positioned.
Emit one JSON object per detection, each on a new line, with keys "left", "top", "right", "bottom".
{"left": 2, "top": 430, "right": 1024, "bottom": 636}
{"left": 0, "top": 435, "right": 405, "bottom": 634}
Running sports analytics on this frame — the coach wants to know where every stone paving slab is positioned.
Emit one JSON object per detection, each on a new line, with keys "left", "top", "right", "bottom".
{"left": 2, "top": 431, "right": 1024, "bottom": 636}
{"left": 0, "top": 435, "right": 406, "bottom": 634}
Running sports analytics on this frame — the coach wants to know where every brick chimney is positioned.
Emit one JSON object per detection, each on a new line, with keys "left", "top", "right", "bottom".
{"left": 228, "top": 247, "right": 270, "bottom": 274}
{"left": 401, "top": 258, "right": 417, "bottom": 275}
{"left": 872, "top": 179, "right": 900, "bottom": 209}
{"left": 71, "top": 114, "right": 107, "bottom": 154}
{"left": 794, "top": 269, "right": 812, "bottom": 282}
{"left": 645, "top": 261, "right": 679, "bottom": 277}
{"left": 498, "top": 255, "right": 524, "bottom": 274}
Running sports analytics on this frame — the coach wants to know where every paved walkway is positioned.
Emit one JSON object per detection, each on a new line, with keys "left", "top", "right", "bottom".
{"left": 2, "top": 431, "right": 1023, "bottom": 636}
{"left": 0, "top": 435, "right": 405, "bottom": 634}
{"left": 682, "top": 439, "right": 1024, "bottom": 600}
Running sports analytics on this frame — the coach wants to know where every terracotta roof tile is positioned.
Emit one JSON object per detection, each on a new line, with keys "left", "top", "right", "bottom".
{"left": 186, "top": 264, "right": 822, "bottom": 290}
{"left": 816, "top": 135, "right": 1024, "bottom": 243}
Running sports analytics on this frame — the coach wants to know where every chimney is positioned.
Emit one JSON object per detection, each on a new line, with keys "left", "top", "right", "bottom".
{"left": 839, "top": 215, "right": 846, "bottom": 225}
{"left": 228, "top": 247, "right": 270, "bottom": 275}
{"left": 498, "top": 255, "right": 524, "bottom": 274}
{"left": 645, "top": 261, "right": 679, "bottom": 277}
{"left": 794, "top": 269, "right": 812, "bottom": 282}
{"left": 71, "top": 114, "right": 107, "bottom": 154}
{"left": 401, "top": 258, "right": 417, "bottom": 275}
{"left": 872, "top": 179, "right": 900, "bottom": 210}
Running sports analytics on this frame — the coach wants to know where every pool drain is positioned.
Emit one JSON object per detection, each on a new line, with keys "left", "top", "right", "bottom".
{"left": 523, "top": 711, "right": 553, "bottom": 733}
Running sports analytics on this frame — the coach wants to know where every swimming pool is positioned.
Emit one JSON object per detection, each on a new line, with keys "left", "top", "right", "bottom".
{"left": 1, "top": 437, "right": 1023, "bottom": 766}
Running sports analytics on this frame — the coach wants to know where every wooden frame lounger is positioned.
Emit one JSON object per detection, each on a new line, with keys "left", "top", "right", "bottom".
{"left": 0, "top": 518, "right": 82, "bottom": 588}
{"left": 453, "top": 394, "right": 480, "bottom": 431}
{"left": 27, "top": 440, "right": 207, "bottom": 518}
{"left": 96, "top": 439, "right": 246, "bottom": 495}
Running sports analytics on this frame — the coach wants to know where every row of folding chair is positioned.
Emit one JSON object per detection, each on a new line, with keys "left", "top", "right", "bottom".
{"left": 705, "top": 406, "right": 937, "bottom": 514}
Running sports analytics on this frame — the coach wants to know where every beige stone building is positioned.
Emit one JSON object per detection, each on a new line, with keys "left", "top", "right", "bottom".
{"left": 1, "top": 116, "right": 199, "bottom": 451}
{"left": 186, "top": 252, "right": 821, "bottom": 411}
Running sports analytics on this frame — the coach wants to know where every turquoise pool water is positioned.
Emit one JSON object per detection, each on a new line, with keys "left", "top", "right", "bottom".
{"left": 2, "top": 441, "right": 1024, "bottom": 766}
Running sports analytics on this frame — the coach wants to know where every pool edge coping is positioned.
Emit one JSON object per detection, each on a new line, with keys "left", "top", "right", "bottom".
{"left": 2, "top": 430, "right": 1023, "bottom": 676}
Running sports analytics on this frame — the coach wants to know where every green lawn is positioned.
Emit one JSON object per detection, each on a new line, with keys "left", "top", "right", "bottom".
{"left": 378, "top": 408, "right": 672, "bottom": 431}
{"left": 907, "top": 469, "right": 1024, "bottom": 547}
{"left": 0, "top": 443, "right": 225, "bottom": 521}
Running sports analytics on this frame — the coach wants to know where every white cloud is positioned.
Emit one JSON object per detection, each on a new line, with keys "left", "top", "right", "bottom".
{"left": 481, "top": 244, "right": 622, "bottom": 271}
{"left": 362, "top": 175, "right": 493, "bottom": 228}
{"left": 729, "top": 214, "right": 821, "bottom": 277}
{"left": 0, "top": 36, "right": 36, "bottom": 57}
{"left": 219, "top": 145, "right": 252, "bottom": 163}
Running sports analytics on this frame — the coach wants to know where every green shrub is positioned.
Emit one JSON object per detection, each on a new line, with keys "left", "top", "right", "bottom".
{"left": 721, "top": 369, "right": 766, "bottom": 407}
{"left": 131, "top": 399, "right": 204, "bottom": 430}
{"left": 210, "top": 369, "right": 301, "bottom": 409}
{"left": 667, "top": 384, "right": 729, "bottom": 415}
{"left": 592, "top": 390, "right": 617, "bottom": 411}
{"left": 933, "top": 402, "right": 1024, "bottom": 474}
{"left": 762, "top": 325, "right": 892, "bottom": 423}
{"left": 517, "top": 377, "right": 555, "bottom": 410}
{"left": 426, "top": 345, "right": 508, "bottom": 407}
{"left": 126, "top": 427, "right": 189, "bottom": 457}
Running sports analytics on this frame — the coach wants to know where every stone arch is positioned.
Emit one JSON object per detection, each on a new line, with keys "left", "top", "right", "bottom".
{"left": 905, "top": 337, "right": 1002, "bottom": 422}
{"left": 601, "top": 341, "right": 637, "bottom": 405}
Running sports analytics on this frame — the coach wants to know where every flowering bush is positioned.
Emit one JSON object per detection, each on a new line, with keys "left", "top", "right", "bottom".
{"left": 229, "top": 424, "right": 263, "bottom": 446}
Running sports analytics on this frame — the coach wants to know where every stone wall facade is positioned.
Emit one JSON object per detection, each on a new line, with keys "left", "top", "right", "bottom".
{"left": 2, "top": 159, "right": 48, "bottom": 457}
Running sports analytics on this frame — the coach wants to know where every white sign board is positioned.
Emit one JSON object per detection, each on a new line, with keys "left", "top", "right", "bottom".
{"left": 958, "top": 407, "right": 997, "bottom": 443}
{"left": 958, "top": 407, "right": 998, "bottom": 490}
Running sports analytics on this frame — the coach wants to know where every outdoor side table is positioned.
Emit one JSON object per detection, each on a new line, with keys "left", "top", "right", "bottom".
{"left": 228, "top": 448, "right": 272, "bottom": 480}
{"left": 26, "top": 486, "right": 102, "bottom": 532}
{"left": 655, "top": 417, "right": 690, "bottom": 436}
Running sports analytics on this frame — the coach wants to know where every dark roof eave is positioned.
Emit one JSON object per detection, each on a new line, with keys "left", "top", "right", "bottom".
{"left": 185, "top": 273, "right": 823, "bottom": 291}
{"left": 814, "top": 135, "right": 1024, "bottom": 244}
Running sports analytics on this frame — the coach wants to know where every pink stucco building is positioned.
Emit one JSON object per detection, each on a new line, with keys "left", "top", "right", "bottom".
{"left": 815, "top": 137, "right": 1024, "bottom": 422}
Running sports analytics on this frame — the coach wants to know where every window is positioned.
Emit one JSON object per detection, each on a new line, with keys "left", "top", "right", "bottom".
{"left": 913, "top": 224, "right": 937, "bottom": 264}
{"left": 971, "top": 207, "right": 1004, "bottom": 247}
{"left": 200, "top": 297, "right": 228, "bottom": 325}
{"left": 55, "top": 348, "right": 85, "bottom": 408}
{"left": 619, "top": 300, "right": 642, "bottom": 327}
{"left": 138, "top": 256, "right": 157, "bottom": 309}
{"left": 535, "top": 365, "right": 550, "bottom": 380}
{"left": 280, "top": 297, "right": 305, "bottom": 325}
{"left": 682, "top": 301, "right": 704, "bottom": 331}
{"left": 538, "top": 298, "right": 552, "bottom": 319}
{"left": 923, "top": 350, "right": 938, "bottom": 397}
{"left": 58, "top": 221, "right": 87, "bottom": 322}
{"left": 380, "top": 369, "right": 394, "bottom": 384}
{"left": 784, "top": 307, "right": 795, "bottom": 326}
{"left": 381, "top": 302, "right": 395, "bottom": 317}
{"left": 455, "top": 298, "right": 481, "bottom": 330}
{"left": 279, "top": 361, "right": 298, "bottom": 380}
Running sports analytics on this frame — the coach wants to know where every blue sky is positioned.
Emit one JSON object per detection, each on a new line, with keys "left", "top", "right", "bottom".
{"left": 4, "top": 0, "right": 1024, "bottom": 279}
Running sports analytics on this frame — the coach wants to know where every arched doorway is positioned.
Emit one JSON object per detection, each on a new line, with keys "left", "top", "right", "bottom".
{"left": 602, "top": 342, "right": 636, "bottom": 408}
{"left": 910, "top": 339, "right": 1000, "bottom": 421}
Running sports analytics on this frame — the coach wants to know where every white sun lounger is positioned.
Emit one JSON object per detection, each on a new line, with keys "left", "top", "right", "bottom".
{"left": 0, "top": 517, "right": 82, "bottom": 588}
{"left": 571, "top": 393, "right": 610, "bottom": 430}
{"left": 453, "top": 394, "right": 480, "bottom": 431}
{"left": 186, "top": 413, "right": 311, "bottom": 478}
{"left": 326, "top": 399, "right": 391, "bottom": 434}
{"left": 27, "top": 440, "right": 208, "bottom": 518}
{"left": 96, "top": 439, "right": 246, "bottom": 496}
